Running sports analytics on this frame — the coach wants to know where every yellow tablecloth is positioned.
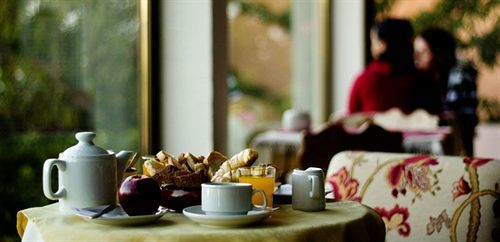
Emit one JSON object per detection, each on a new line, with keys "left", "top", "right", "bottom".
{"left": 17, "top": 201, "right": 385, "bottom": 242}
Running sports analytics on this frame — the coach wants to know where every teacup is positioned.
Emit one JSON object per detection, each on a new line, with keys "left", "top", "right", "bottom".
{"left": 201, "top": 183, "right": 267, "bottom": 215}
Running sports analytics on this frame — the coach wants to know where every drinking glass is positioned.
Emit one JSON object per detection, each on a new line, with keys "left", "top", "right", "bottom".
{"left": 238, "top": 165, "right": 276, "bottom": 208}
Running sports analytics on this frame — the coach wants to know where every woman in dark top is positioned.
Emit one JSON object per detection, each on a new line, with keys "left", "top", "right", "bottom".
{"left": 414, "top": 27, "right": 478, "bottom": 156}
{"left": 348, "top": 18, "right": 420, "bottom": 114}
{"left": 413, "top": 27, "right": 457, "bottom": 115}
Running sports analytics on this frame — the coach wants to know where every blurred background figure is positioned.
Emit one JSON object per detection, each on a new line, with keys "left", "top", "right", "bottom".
{"left": 348, "top": 18, "right": 419, "bottom": 114}
{"left": 414, "top": 27, "right": 478, "bottom": 156}
{"left": 444, "top": 61, "right": 478, "bottom": 156}
{"left": 413, "top": 27, "right": 457, "bottom": 115}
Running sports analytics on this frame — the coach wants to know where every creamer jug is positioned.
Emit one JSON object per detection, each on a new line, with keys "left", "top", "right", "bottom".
{"left": 292, "top": 167, "right": 326, "bottom": 212}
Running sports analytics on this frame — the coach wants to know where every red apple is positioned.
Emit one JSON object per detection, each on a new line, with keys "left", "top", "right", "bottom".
{"left": 118, "top": 174, "right": 161, "bottom": 216}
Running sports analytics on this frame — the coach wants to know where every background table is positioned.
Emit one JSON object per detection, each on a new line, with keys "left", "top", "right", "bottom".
{"left": 251, "top": 130, "right": 303, "bottom": 183}
{"left": 18, "top": 201, "right": 385, "bottom": 242}
{"left": 251, "top": 127, "right": 455, "bottom": 181}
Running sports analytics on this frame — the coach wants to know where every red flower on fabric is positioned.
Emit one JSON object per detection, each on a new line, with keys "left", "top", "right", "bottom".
{"left": 405, "top": 164, "right": 432, "bottom": 192}
{"left": 375, "top": 205, "right": 411, "bottom": 237}
{"left": 452, "top": 176, "right": 471, "bottom": 201}
{"left": 387, "top": 163, "right": 405, "bottom": 189}
{"left": 386, "top": 155, "right": 438, "bottom": 197}
{"left": 463, "top": 157, "right": 493, "bottom": 168}
{"left": 327, "top": 166, "right": 360, "bottom": 201}
{"left": 403, "top": 155, "right": 439, "bottom": 167}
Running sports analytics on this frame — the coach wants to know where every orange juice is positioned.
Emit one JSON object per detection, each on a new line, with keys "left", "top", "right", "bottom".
{"left": 238, "top": 165, "right": 276, "bottom": 208}
{"left": 239, "top": 176, "right": 274, "bottom": 207}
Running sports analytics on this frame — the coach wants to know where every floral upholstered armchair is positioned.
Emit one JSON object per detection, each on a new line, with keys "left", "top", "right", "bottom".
{"left": 325, "top": 151, "right": 500, "bottom": 242}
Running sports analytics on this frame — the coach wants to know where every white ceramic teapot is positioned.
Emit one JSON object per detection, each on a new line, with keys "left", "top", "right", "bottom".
{"left": 42, "top": 131, "right": 136, "bottom": 213}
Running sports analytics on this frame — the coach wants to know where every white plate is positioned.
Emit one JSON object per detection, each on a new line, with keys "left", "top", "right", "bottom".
{"left": 74, "top": 205, "right": 168, "bottom": 226}
{"left": 182, "top": 205, "right": 272, "bottom": 228}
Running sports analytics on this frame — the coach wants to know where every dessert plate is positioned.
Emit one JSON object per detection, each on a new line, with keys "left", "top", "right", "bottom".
{"left": 182, "top": 205, "right": 272, "bottom": 227}
{"left": 74, "top": 205, "right": 168, "bottom": 226}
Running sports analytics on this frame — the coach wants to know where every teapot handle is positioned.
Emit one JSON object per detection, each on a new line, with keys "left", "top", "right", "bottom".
{"left": 43, "top": 159, "right": 66, "bottom": 200}
{"left": 308, "top": 175, "right": 320, "bottom": 198}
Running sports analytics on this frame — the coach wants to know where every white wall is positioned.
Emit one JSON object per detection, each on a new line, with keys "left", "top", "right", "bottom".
{"left": 291, "top": 1, "right": 331, "bottom": 127}
{"left": 332, "top": 0, "right": 365, "bottom": 114}
{"left": 291, "top": 1, "right": 314, "bottom": 113}
{"left": 160, "top": 1, "right": 214, "bottom": 155}
{"left": 474, "top": 124, "right": 500, "bottom": 159}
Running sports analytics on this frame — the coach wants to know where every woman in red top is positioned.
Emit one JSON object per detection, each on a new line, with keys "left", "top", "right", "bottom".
{"left": 348, "top": 18, "right": 419, "bottom": 114}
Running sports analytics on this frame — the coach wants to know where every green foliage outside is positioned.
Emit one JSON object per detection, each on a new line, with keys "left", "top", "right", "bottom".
{"left": 230, "top": 70, "right": 291, "bottom": 115}
{"left": 0, "top": 0, "right": 140, "bottom": 240}
{"left": 228, "top": 0, "right": 291, "bottom": 116}
{"left": 0, "top": 133, "right": 74, "bottom": 242}
{"left": 232, "top": 0, "right": 291, "bottom": 32}
{"left": 478, "top": 98, "right": 500, "bottom": 123}
{"left": 377, "top": 0, "right": 499, "bottom": 67}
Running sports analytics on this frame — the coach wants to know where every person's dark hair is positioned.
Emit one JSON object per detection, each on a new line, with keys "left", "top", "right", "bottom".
{"left": 419, "top": 27, "right": 457, "bottom": 78}
{"left": 374, "top": 18, "right": 415, "bottom": 73}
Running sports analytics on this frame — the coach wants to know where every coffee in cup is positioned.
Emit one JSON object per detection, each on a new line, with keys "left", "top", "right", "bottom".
{"left": 201, "top": 183, "right": 267, "bottom": 215}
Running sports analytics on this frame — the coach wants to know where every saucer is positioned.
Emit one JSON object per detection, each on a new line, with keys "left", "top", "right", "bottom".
{"left": 74, "top": 205, "right": 168, "bottom": 226}
{"left": 273, "top": 184, "right": 334, "bottom": 204}
{"left": 182, "top": 205, "right": 272, "bottom": 227}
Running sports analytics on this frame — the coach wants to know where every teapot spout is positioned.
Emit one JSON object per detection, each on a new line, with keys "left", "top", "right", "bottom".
{"left": 115, "top": 150, "right": 137, "bottom": 183}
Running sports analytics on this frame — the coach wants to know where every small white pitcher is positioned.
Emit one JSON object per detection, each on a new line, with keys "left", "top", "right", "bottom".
{"left": 292, "top": 167, "right": 326, "bottom": 212}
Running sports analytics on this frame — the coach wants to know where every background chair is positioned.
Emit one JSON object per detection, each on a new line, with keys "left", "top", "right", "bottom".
{"left": 297, "top": 122, "right": 404, "bottom": 172}
{"left": 325, "top": 151, "right": 500, "bottom": 242}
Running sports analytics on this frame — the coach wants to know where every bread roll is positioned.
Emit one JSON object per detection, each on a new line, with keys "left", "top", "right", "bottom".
{"left": 143, "top": 159, "right": 166, "bottom": 177}
{"left": 203, "top": 151, "right": 228, "bottom": 178}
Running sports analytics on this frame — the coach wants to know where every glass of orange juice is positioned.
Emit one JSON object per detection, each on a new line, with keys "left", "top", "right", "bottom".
{"left": 238, "top": 165, "right": 276, "bottom": 208}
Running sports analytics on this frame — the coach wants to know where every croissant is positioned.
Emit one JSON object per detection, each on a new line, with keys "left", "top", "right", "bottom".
{"left": 211, "top": 148, "right": 258, "bottom": 182}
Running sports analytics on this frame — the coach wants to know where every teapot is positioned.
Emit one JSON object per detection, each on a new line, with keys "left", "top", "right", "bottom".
{"left": 42, "top": 131, "right": 136, "bottom": 213}
{"left": 292, "top": 167, "right": 326, "bottom": 212}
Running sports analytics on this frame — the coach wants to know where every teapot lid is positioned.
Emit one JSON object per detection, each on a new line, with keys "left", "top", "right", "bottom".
{"left": 61, "top": 132, "right": 109, "bottom": 157}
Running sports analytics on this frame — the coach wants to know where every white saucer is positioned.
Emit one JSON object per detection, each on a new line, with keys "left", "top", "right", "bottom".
{"left": 182, "top": 205, "right": 272, "bottom": 227}
{"left": 273, "top": 184, "right": 333, "bottom": 196}
{"left": 74, "top": 205, "right": 168, "bottom": 226}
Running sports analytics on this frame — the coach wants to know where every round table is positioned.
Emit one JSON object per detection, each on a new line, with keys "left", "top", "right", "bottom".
{"left": 18, "top": 201, "right": 385, "bottom": 242}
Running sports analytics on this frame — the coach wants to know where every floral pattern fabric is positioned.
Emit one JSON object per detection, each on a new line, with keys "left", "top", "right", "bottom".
{"left": 325, "top": 151, "right": 500, "bottom": 242}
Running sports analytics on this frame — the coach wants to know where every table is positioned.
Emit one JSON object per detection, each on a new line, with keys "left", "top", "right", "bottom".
{"left": 251, "top": 127, "right": 455, "bottom": 179}
{"left": 18, "top": 201, "right": 385, "bottom": 242}
{"left": 250, "top": 130, "right": 303, "bottom": 183}
{"left": 400, "top": 127, "right": 454, "bottom": 155}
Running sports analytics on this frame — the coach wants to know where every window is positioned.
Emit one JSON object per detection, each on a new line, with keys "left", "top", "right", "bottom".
{"left": 226, "top": 0, "right": 331, "bottom": 155}
{"left": 0, "top": 0, "right": 151, "bottom": 240}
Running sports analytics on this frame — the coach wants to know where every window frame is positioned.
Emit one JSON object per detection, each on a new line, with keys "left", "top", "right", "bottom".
{"left": 139, "top": 0, "right": 159, "bottom": 154}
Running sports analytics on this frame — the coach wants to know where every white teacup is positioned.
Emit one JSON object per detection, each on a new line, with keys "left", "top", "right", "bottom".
{"left": 201, "top": 183, "right": 267, "bottom": 215}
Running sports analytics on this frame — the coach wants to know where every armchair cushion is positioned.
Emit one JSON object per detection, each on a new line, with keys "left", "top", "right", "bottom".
{"left": 325, "top": 151, "right": 500, "bottom": 242}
